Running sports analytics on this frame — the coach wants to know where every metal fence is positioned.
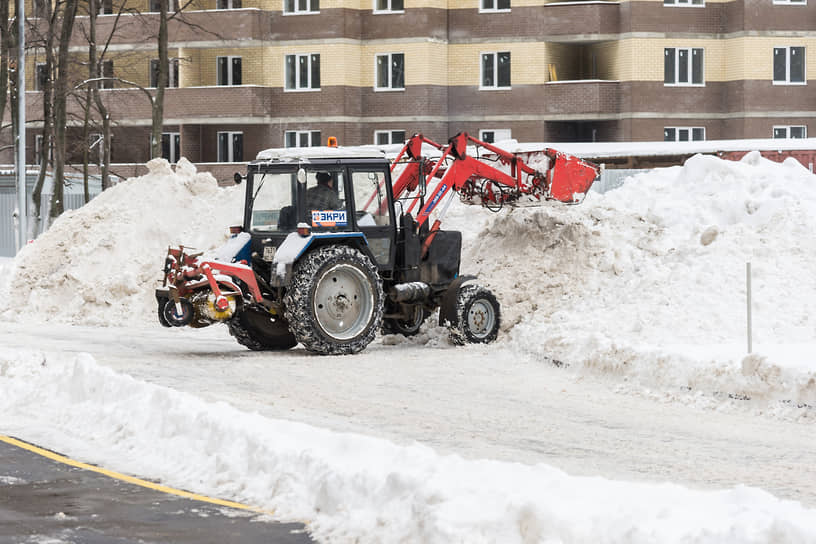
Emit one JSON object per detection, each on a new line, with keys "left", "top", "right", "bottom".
{"left": 0, "top": 172, "right": 103, "bottom": 257}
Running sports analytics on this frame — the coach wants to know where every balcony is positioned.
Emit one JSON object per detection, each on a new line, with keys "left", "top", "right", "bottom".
{"left": 26, "top": 86, "right": 274, "bottom": 125}
{"left": 542, "top": 1, "right": 620, "bottom": 40}
{"left": 542, "top": 80, "right": 620, "bottom": 117}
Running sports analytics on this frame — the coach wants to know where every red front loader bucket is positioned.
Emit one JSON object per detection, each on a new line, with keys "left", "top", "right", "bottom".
{"left": 546, "top": 150, "right": 600, "bottom": 203}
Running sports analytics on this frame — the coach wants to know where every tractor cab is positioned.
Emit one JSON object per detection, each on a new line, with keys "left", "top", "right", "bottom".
{"left": 244, "top": 149, "right": 398, "bottom": 283}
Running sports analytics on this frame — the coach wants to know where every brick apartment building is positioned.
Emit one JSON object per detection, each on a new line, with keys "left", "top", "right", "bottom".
{"left": 3, "top": 0, "right": 815, "bottom": 167}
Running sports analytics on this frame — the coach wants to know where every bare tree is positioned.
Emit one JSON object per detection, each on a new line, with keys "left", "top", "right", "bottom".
{"left": 0, "top": 0, "right": 9, "bottom": 134}
{"left": 50, "top": 0, "right": 79, "bottom": 219}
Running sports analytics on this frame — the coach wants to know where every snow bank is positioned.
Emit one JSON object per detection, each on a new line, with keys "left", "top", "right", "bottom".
{"left": 3, "top": 151, "right": 816, "bottom": 403}
{"left": 3, "top": 159, "right": 243, "bottom": 326}
{"left": 450, "top": 152, "right": 816, "bottom": 404}
{"left": 2, "top": 347, "right": 814, "bottom": 544}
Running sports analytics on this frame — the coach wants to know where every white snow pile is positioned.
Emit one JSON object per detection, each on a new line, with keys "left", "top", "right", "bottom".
{"left": 2, "top": 347, "right": 815, "bottom": 544}
{"left": 455, "top": 151, "right": 816, "bottom": 405}
{"left": 2, "top": 158, "right": 244, "bottom": 326}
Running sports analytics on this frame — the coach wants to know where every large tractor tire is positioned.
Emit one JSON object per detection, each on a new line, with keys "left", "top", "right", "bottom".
{"left": 284, "top": 245, "right": 383, "bottom": 355}
{"left": 228, "top": 305, "right": 298, "bottom": 351}
{"left": 448, "top": 284, "right": 501, "bottom": 345}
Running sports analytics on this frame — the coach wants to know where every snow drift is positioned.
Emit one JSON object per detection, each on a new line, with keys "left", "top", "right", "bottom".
{"left": 2, "top": 159, "right": 244, "bottom": 327}
{"left": 3, "top": 152, "right": 816, "bottom": 404}
{"left": 1, "top": 347, "right": 814, "bottom": 544}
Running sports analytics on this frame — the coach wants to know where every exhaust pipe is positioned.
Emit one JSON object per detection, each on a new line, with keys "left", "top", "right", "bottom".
{"left": 389, "top": 282, "right": 430, "bottom": 303}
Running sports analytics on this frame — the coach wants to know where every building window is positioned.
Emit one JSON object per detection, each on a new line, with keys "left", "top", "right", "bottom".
{"left": 480, "top": 0, "right": 510, "bottom": 11}
{"left": 284, "top": 0, "right": 318, "bottom": 14}
{"left": 481, "top": 52, "right": 511, "bottom": 89}
{"left": 217, "top": 0, "right": 242, "bottom": 7}
{"left": 35, "top": 63, "right": 48, "bottom": 91}
{"left": 664, "top": 127, "right": 705, "bottom": 142}
{"left": 285, "top": 131, "right": 321, "bottom": 147}
{"left": 217, "top": 132, "right": 243, "bottom": 162}
{"left": 217, "top": 56, "right": 242, "bottom": 86}
{"left": 150, "top": 59, "right": 179, "bottom": 88}
{"left": 663, "top": 0, "right": 703, "bottom": 5}
{"left": 479, "top": 129, "right": 511, "bottom": 143}
{"left": 149, "top": 0, "right": 179, "bottom": 11}
{"left": 773, "top": 125, "right": 807, "bottom": 138}
{"left": 33, "top": 0, "right": 48, "bottom": 18}
{"left": 773, "top": 47, "right": 805, "bottom": 84}
{"left": 375, "top": 53, "right": 405, "bottom": 90}
{"left": 101, "top": 60, "right": 114, "bottom": 89}
{"left": 773, "top": 0, "right": 806, "bottom": 4}
{"left": 285, "top": 54, "right": 320, "bottom": 90}
{"left": 664, "top": 48, "right": 704, "bottom": 86}
{"left": 374, "top": 130, "right": 406, "bottom": 145}
{"left": 157, "top": 132, "right": 181, "bottom": 163}
{"left": 374, "top": 0, "right": 403, "bottom": 12}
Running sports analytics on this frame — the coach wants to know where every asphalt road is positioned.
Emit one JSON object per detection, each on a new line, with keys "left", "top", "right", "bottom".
{"left": 0, "top": 438, "right": 314, "bottom": 544}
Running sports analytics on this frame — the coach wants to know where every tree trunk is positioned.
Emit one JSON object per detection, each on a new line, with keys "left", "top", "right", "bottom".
{"left": 0, "top": 0, "right": 9, "bottom": 129}
{"left": 50, "top": 0, "right": 79, "bottom": 219}
{"left": 88, "top": 0, "right": 112, "bottom": 190}
{"left": 150, "top": 0, "right": 168, "bottom": 160}
{"left": 32, "top": 0, "right": 56, "bottom": 234}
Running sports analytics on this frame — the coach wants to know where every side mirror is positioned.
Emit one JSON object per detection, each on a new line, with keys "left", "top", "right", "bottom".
{"left": 296, "top": 167, "right": 307, "bottom": 185}
{"left": 233, "top": 172, "right": 243, "bottom": 185}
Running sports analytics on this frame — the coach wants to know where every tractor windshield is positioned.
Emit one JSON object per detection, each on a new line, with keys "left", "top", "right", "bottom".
{"left": 250, "top": 172, "right": 296, "bottom": 232}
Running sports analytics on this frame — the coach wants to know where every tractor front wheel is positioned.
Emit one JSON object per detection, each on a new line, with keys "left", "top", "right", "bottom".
{"left": 449, "top": 285, "right": 501, "bottom": 345}
{"left": 284, "top": 245, "right": 383, "bottom": 355}
{"left": 228, "top": 305, "right": 298, "bottom": 351}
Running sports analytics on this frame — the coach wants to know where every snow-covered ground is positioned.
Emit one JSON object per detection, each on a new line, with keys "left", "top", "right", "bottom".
{"left": 1, "top": 153, "right": 815, "bottom": 543}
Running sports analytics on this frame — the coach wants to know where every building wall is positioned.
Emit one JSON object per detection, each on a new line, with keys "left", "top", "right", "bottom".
{"left": 2, "top": 0, "right": 815, "bottom": 169}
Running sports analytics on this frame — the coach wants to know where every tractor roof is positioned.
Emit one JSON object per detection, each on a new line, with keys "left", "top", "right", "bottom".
{"left": 255, "top": 146, "right": 388, "bottom": 162}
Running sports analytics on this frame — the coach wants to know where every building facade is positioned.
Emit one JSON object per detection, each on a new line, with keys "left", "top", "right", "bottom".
{"left": 3, "top": 0, "right": 815, "bottom": 167}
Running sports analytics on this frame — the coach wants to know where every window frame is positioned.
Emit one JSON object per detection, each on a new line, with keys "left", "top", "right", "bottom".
{"left": 480, "top": 0, "right": 511, "bottom": 12}
{"left": 479, "top": 129, "right": 512, "bottom": 143}
{"left": 283, "top": 0, "right": 319, "bottom": 15}
{"left": 373, "top": 0, "right": 404, "bottom": 13}
{"left": 35, "top": 63, "right": 48, "bottom": 91}
{"left": 156, "top": 132, "right": 181, "bottom": 163}
{"left": 217, "top": 131, "right": 244, "bottom": 162}
{"left": 216, "top": 0, "right": 242, "bottom": 8}
{"left": 374, "top": 130, "right": 406, "bottom": 145}
{"left": 772, "top": 0, "right": 806, "bottom": 4}
{"left": 773, "top": 46, "right": 806, "bottom": 85}
{"left": 374, "top": 52, "right": 405, "bottom": 91}
{"left": 480, "top": 51, "right": 512, "bottom": 90}
{"left": 663, "top": 0, "right": 704, "bottom": 6}
{"left": 664, "top": 47, "right": 705, "bottom": 87}
{"left": 149, "top": 58, "right": 179, "bottom": 88}
{"left": 216, "top": 56, "right": 242, "bottom": 86}
{"left": 100, "top": 60, "right": 115, "bottom": 89}
{"left": 284, "top": 130, "right": 322, "bottom": 148}
{"left": 664, "top": 126, "right": 706, "bottom": 142}
{"left": 773, "top": 125, "right": 807, "bottom": 139}
{"left": 284, "top": 53, "right": 321, "bottom": 91}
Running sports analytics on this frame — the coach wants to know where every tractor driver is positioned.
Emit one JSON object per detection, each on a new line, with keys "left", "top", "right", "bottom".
{"left": 306, "top": 171, "right": 342, "bottom": 210}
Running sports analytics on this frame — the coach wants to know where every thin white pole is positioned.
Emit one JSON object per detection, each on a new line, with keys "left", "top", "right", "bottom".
{"left": 746, "top": 262, "right": 752, "bottom": 354}
{"left": 15, "top": 0, "right": 27, "bottom": 252}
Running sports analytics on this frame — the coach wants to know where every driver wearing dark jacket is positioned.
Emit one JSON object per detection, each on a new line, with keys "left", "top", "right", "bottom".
{"left": 306, "top": 172, "right": 342, "bottom": 209}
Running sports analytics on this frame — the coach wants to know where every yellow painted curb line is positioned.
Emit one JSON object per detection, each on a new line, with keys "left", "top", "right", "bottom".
{"left": 0, "top": 434, "right": 274, "bottom": 516}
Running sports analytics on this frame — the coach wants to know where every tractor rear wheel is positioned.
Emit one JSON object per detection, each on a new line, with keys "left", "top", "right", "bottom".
{"left": 228, "top": 305, "right": 297, "bottom": 351}
{"left": 284, "top": 245, "right": 383, "bottom": 355}
{"left": 449, "top": 285, "right": 501, "bottom": 345}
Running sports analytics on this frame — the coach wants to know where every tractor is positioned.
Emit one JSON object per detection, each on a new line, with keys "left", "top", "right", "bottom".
{"left": 156, "top": 132, "right": 599, "bottom": 355}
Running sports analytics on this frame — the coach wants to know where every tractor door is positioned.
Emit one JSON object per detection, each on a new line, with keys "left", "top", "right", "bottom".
{"left": 349, "top": 167, "right": 396, "bottom": 270}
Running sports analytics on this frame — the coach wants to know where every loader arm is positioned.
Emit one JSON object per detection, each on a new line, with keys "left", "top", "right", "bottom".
{"left": 409, "top": 132, "right": 600, "bottom": 229}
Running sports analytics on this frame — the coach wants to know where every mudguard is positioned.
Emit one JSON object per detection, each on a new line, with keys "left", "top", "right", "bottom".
{"left": 438, "top": 274, "right": 477, "bottom": 326}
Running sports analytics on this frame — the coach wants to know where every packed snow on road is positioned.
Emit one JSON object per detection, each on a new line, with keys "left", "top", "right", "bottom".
{"left": 1, "top": 152, "right": 815, "bottom": 543}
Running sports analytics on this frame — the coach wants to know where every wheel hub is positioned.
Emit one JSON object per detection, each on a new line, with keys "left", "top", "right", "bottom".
{"left": 467, "top": 300, "right": 495, "bottom": 338}
{"left": 313, "top": 264, "right": 374, "bottom": 340}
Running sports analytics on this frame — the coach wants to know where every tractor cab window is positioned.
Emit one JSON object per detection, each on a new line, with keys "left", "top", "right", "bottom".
{"left": 250, "top": 172, "right": 297, "bottom": 232}
{"left": 305, "top": 170, "right": 346, "bottom": 228}
{"left": 351, "top": 170, "right": 390, "bottom": 227}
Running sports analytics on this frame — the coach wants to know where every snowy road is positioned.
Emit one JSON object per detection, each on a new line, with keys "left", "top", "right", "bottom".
{"left": 2, "top": 321, "right": 813, "bottom": 508}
